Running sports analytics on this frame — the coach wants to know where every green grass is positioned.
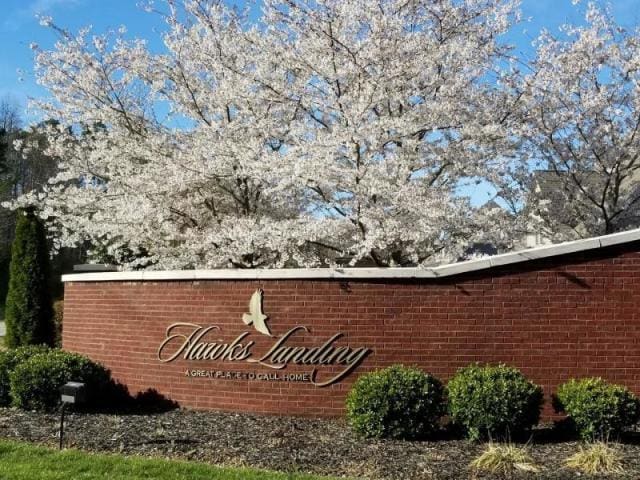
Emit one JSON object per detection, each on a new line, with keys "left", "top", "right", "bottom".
{"left": 0, "top": 440, "right": 335, "bottom": 480}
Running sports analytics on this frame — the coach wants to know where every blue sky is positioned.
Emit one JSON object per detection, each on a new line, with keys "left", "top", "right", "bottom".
{"left": 0, "top": 0, "right": 638, "bottom": 206}
{"left": 1, "top": 0, "right": 639, "bottom": 121}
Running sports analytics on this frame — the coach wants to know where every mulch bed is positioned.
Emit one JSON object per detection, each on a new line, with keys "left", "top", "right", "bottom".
{"left": 0, "top": 408, "right": 638, "bottom": 479}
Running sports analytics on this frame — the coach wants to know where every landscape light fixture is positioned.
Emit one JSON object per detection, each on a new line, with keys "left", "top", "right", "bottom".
{"left": 59, "top": 381, "right": 86, "bottom": 449}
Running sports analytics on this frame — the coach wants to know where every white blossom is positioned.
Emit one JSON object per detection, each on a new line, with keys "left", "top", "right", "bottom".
{"left": 16, "top": 0, "right": 522, "bottom": 269}
{"left": 517, "top": 2, "right": 640, "bottom": 238}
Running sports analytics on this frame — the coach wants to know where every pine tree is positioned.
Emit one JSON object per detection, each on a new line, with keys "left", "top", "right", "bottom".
{"left": 0, "top": 129, "right": 10, "bottom": 313}
{"left": 4, "top": 208, "right": 54, "bottom": 347}
{"left": 0, "top": 128, "right": 8, "bottom": 175}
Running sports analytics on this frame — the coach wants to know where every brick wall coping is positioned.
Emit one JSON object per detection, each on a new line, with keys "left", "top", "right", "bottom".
{"left": 61, "top": 227, "right": 640, "bottom": 283}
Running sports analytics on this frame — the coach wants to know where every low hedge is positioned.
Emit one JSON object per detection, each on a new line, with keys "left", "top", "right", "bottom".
{"left": 346, "top": 365, "right": 444, "bottom": 439}
{"left": 554, "top": 378, "right": 640, "bottom": 440}
{"left": 447, "top": 364, "right": 544, "bottom": 441}
{"left": 9, "top": 350, "right": 112, "bottom": 411}
{"left": 0, "top": 345, "right": 51, "bottom": 407}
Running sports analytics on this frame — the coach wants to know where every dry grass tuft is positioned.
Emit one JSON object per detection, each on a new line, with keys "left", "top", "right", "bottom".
{"left": 564, "top": 442, "right": 625, "bottom": 475}
{"left": 470, "top": 442, "right": 541, "bottom": 475}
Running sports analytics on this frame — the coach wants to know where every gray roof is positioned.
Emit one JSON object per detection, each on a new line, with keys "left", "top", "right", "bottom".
{"left": 532, "top": 170, "right": 601, "bottom": 198}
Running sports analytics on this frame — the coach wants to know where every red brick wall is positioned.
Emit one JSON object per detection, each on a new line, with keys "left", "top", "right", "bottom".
{"left": 63, "top": 243, "right": 640, "bottom": 417}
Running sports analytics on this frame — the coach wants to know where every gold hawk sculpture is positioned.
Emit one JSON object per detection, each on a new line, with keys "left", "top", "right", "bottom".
{"left": 242, "top": 289, "right": 271, "bottom": 336}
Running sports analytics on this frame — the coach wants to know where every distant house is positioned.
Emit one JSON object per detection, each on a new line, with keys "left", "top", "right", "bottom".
{"left": 522, "top": 169, "right": 640, "bottom": 248}
{"left": 521, "top": 171, "right": 565, "bottom": 248}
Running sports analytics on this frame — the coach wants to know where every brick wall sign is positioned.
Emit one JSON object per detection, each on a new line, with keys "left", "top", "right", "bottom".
{"left": 62, "top": 230, "right": 640, "bottom": 417}
{"left": 157, "top": 289, "right": 372, "bottom": 387}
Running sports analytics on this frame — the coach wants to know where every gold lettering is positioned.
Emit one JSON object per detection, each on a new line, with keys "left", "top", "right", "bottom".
{"left": 185, "top": 326, "right": 219, "bottom": 359}
{"left": 311, "top": 347, "right": 372, "bottom": 387}
{"left": 158, "top": 323, "right": 216, "bottom": 362}
{"left": 159, "top": 321, "right": 372, "bottom": 387}
{"left": 305, "top": 333, "right": 344, "bottom": 364}
{"left": 246, "top": 326, "right": 308, "bottom": 369}
{"left": 205, "top": 343, "right": 228, "bottom": 360}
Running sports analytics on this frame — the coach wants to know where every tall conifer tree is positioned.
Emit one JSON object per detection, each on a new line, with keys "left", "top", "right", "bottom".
{"left": 4, "top": 208, "right": 54, "bottom": 347}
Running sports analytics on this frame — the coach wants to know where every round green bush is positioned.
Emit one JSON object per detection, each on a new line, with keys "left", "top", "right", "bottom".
{"left": 9, "top": 350, "right": 112, "bottom": 411}
{"left": 447, "top": 364, "right": 544, "bottom": 441}
{"left": 0, "top": 345, "right": 51, "bottom": 407}
{"left": 554, "top": 378, "right": 640, "bottom": 440}
{"left": 346, "top": 365, "right": 444, "bottom": 439}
